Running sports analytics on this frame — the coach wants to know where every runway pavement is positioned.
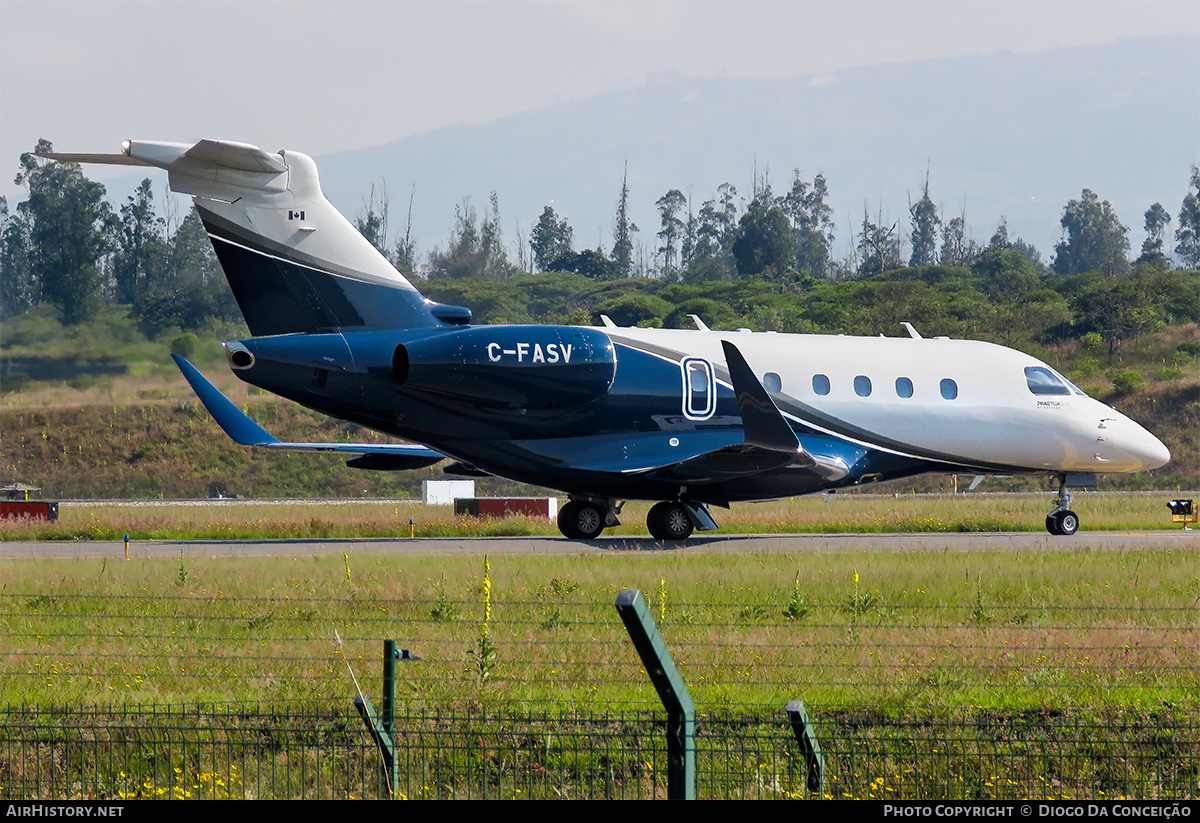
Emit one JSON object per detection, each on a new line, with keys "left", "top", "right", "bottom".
{"left": 2, "top": 530, "right": 1195, "bottom": 559}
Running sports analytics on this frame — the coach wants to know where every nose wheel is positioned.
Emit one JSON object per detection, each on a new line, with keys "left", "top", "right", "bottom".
{"left": 1045, "top": 476, "right": 1080, "bottom": 536}
{"left": 1046, "top": 509, "right": 1079, "bottom": 536}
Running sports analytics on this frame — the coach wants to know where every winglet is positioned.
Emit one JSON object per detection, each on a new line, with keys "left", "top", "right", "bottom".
{"left": 172, "top": 354, "right": 280, "bottom": 446}
{"left": 720, "top": 341, "right": 801, "bottom": 454}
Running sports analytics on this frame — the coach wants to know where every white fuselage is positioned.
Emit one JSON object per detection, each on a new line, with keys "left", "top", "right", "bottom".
{"left": 605, "top": 327, "right": 1170, "bottom": 476}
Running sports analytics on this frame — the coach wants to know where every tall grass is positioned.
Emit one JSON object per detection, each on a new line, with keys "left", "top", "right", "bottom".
{"left": 0, "top": 548, "right": 1195, "bottom": 712}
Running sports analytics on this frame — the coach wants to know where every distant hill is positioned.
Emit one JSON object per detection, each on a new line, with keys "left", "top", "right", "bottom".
{"left": 314, "top": 34, "right": 1199, "bottom": 266}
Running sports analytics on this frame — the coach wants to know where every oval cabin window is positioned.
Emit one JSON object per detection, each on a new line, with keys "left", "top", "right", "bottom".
{"left": 854, "top": 375, "right": 872, "bottom": 397}
{"left": 895, "top": 377, "right": 913, "bottom": 398}
{"left": 812, "top": 374, "right": 830, "bottom": 396}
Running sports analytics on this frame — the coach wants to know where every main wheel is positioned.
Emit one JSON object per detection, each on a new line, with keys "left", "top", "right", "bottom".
{"left": 647, "top": 501, "right": 695, "bottom": 541}
{"left": 558, "top": 501, "right": 605, "bottom": 539}
{"left": 1046, "top": 514, "right": 1062, "bottom": 535}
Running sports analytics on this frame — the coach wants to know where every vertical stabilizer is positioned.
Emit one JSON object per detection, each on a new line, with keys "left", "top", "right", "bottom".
{"left": 41, "top": 139, "right": 464, "bottom": 335}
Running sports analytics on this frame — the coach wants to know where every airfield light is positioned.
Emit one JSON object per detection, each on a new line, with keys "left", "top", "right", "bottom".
{"left": 1167, "top": 499, "right": 1195, "bottom": 529}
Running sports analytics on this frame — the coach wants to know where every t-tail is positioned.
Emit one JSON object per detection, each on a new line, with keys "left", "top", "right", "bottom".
{"left": 39, "top": 139, "right": 469, "bottom": 335}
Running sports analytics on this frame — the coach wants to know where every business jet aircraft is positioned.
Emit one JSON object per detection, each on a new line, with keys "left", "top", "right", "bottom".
{"left": 43, "top": 139, "right": 1170, "bottom": 540}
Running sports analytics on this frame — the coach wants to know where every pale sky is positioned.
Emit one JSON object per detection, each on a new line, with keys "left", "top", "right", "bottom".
{"left": 2, "top": 0, "right": 1197, "bottom": 206}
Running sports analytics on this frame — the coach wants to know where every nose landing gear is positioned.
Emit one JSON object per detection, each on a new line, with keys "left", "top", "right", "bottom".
{"left": 1045, "top": 475, "right": 1082, "bottom": 536}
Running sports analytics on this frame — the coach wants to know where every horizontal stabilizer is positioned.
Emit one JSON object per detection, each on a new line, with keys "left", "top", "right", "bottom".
{"left": 40, "top": 139, "right": 292, "bottom": 202}
{"left": 172, "top": 355, "right": 444, "bottom": 468}
{"left": 36, "top": 151, "right": 149, "bottom": 167}
{"left": 182, "top": 139, "right": 288, "bottom": 173}
{"left": 41, "top": 139, "right": 286, "bottom": 182}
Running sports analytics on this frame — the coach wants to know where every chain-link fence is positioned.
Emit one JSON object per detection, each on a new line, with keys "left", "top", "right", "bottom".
{"left": 1, "top": 704, "right": 1196, "bottom": 800}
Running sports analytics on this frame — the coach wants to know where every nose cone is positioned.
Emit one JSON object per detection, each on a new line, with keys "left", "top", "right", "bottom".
{"left": 1132, "top": 427, "right": 1171, "bottom": 472}
{"left": 1106, "top": 414, "right": 1170, "bottom": 472}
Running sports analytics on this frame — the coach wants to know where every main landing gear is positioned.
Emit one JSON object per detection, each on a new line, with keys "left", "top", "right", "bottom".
{"left": 647, "top": 501, "right": 695, "bottom": 541}
{"left": 557, "top": 500, "right": 612, "bottom": 539}
{"left": 556, "top": 498, "right": 705, "bottom": 542}
{"left": 1045, "top": 475, "right": 1080, "bottom": 536}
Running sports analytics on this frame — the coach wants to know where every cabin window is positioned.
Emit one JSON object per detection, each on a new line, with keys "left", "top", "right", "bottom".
{"left": 940, "top": 378, "right": 958, "bottom": 400}
{"left": 812, "top": 374, "right": 830, "bottom": 396}
{"left": 681, "top": 357, "right": 715, "bottom": 420}
{"left": 895, "top": 377, "right": 913, "bottom": 398}
{"left": 854, "top": 375, "right": 872, "bottom": 397}
{"left": 763, "top": 372, "right": 782, "bottom": 393}
{"left": 1025, "top": 366, "right": 1071, "bottom": 396}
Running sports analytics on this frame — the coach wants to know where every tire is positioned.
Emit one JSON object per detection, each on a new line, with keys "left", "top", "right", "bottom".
{"left": 557, "top": 501, "right": 604, "bottom": 539}
{"left": 1057, "top": 510, "right": 1079, "bottom": 536}
{"left": 647, "top": 501, "right": 695, "bottom": 541}
{"left": 1045, "top": 514, "right": 1062, "bottom": 536}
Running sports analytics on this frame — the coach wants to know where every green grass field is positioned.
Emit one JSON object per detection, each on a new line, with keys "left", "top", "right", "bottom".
{"left": 2, "top": 543, "right": 1196, "bottom": 712}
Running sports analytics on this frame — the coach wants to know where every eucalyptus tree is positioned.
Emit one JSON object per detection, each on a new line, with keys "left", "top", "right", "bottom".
{"left": 778, "top": 171, "right": 834, "bottom": 279}
{"left": 1137, "top": 202, "right": 1171, "bottom": 268}
{"left": 908, "top": 179, "right": 940, "bottom": 267}
{"left": 857, "top": 206, "right": 901, "bottom": 277}
{"left": 112, "top": 178, "right": 169, "bottom": 306}
{"left": 1175, "top": 166, "right": 1200, "bottom": 268}
{"left": 427, "top": 193, "right": 513, "bottom": 280}
{"left": 655, "top": 188, "right": 687, "bottom": 278}
{"left": 0, "top": 196, "right": 34, "bottom": 319}
{"left": 12, "top": 140, "right": 116, "bottom": 324}
{"left": 530, "top": 205, "right": 574, "bottom": 273}
{"left": 940, "top": 213, "right": 977, "bottom": 267}
{"left": 1052, "top": 189, "right": 1129, "bottom": 276}
{"left": 610, "top": 164, "right": 636, "bottom": 278}
{"left": 732, "top": 197, "right": 794, "bottom": 279}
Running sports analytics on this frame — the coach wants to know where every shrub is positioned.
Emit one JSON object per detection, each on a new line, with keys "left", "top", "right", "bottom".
{"left": 169, "top": 333, "right": 199, "bottom": 359}
{"left": 1080, "top": 332, "right": 1104, "bottom": 354}
{"left": 1109, "top": 370, "right": 1144, "bottom": 394}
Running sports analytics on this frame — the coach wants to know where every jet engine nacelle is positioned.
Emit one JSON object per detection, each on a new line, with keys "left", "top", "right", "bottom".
{"left": 393, "top": 326, "right": 616, "bottom": 409}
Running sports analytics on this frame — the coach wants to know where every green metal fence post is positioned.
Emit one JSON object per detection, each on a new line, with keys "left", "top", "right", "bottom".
{"left": 382, "top": 639, "right": 395, "bottom": 737}
{"left": 786, "top": 699, "right": 824, "bottom": 795}
{"left": 353, "top": 640, "right": 398, "bottom": 797}
{"left": 614, "top": 588, "right": 695, "bottom": 800}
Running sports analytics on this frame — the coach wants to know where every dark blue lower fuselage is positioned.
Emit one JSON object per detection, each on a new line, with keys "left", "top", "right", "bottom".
{"left": 231, "top": 325, "right": 950, "bottom": 505}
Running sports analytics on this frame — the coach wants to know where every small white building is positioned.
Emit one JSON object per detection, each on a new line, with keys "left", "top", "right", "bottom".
{"left": 422, "top": 480, "right": 476, "bottom": 506}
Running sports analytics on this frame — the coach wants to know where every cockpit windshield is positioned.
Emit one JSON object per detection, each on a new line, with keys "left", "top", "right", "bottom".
{"left": 1025, "top": 366, "right": 1085, "bottom": 397}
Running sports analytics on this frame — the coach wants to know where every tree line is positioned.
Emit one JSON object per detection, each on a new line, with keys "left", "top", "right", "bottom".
{"left": 1, "top": 140, "right": 238, "bottom": 331}
{"left": 358, "top": 161, "right": 1200, "bottom": 290}
{"left": 3, "top": 139, "right": 1198, "bottom": 348}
